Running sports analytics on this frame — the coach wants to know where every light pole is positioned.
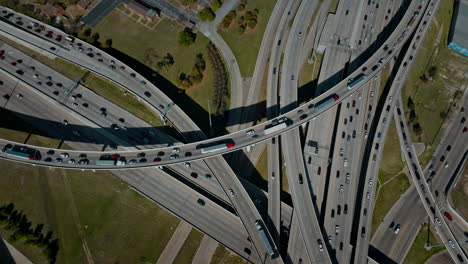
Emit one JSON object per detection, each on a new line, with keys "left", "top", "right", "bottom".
{"left": 207, "top": 98, "right": 212, "bottom": 128}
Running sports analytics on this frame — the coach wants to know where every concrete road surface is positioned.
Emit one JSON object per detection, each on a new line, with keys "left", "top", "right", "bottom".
{"left": 157, "top": 222, "right": 193, "bottom": 264}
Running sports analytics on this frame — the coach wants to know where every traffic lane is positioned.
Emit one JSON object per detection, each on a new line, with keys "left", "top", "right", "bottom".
{"left": 280, "top": 0, "right": 330, "bottom": 261}
{"left": 370, "top": 186, "right": 426, "bottom": 263}
{"left": 281, "top": 130, "right": 331, "bottom": 263}
{"left": 203, "top": 159, "right": 282, "bottom": 263}
{"left": 267, "top": 140, "right": 281, "bottom": 244}
{"left": 0, "top": 42, "right": 175, "bottom": 147}
{"left": 286, "top": 215, "right": 311, "bottom": 264}
{"left": 0, "top": 71, "right": 20, "bottom": 106}
{"left": 335, "top": 84, "right": 373, "bottom": 261}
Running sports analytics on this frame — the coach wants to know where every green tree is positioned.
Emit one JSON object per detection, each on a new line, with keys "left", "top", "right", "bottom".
{"left": 91, "top": 32, "right": 100, "bottom": 43}
{"left": 413, "top": 123, "right": 422, "bottom": 135}
{"left": 83, "top": 27, "right": 92, "bottom": 37}
{"left": 407, "top": 97, "right": 414, "bottom": 109}
{"left": 105, "top": 38, "right": 113, "bottom": 48}
{"left": 178, "top": 29, "right": 197, "bottom": 47}
{"left": 237, "top": 3, "right": 245, "bottom": 12}
{"left": 428, "top": 65, "right": 437, "bottom": 78}
{"left": 211, "top": 0, "right": 222, "bottom": 11}
{"left": 198, "top": 7, "right": 216, "bottom": 22}
{"left": 238, "top": 24, "right": 246, "bottom": 34}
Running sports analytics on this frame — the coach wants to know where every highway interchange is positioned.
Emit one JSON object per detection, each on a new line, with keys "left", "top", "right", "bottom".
{"left": 0, "top": 0, "right": 467, "bottom": 263}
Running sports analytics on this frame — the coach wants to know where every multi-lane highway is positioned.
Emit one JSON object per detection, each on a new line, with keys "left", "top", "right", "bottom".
{"left": 0, "top": 0, "right": 428, "bottom": 170}
{"left": 1, "top": 0, "right": 465, "bottom": 263}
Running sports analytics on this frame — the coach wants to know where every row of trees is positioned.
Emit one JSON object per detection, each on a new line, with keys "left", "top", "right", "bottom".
{"left": 206, "top": 42, "right": 229, "bottom": 117}
{"left": 78, "top": 27, "right": 113, "bottom": 48}
{"left": 220, "top": 0, "right": 259, "bottom": 34}
{"left": 420, "top": 65, "right": 437, "bottom": 82}
{"left": 142, "top": 48, "right": 175, "bottom": 72}
{"left": 177, "top": 53, "right": 206, "bottom": 89}
{"left": 407, "top": 97, "right": 423, "bottom": 135}
{"left": 237, "top": 9, "right": 259, "bottom": 34}
{"left": 0, "top": 203, "right": 59, "bottom": 263}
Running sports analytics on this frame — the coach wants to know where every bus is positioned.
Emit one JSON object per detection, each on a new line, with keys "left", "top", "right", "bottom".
{"left": 347, "top": 74, "right": 367, "bottom": 89}
{"left": 5, "top": 146, "right": 41, "bottom": 160}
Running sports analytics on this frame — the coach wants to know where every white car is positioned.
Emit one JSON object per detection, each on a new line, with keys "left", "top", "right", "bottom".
{"left": 346, "top": 173, "right": 351, "bottom": 183}
{"left": 318, "top": 239, "right": 323, "bottom": 251}
{"left": 335, "top": 225, "right": 340, "bottom": 234}
{"left": 339, "top": 184, "right": 344, "bottom": 192}
{"left": 444, "top": 162, "right": 449, "bottom": 168}
{"left": 369, "top": 178, "right": 373, "bottom": 187}
{"left": 366, "top": 192, "right": 370, "bottom": 200}
{"left": 172, "top": 148, "right": 180, "bottom": 153}
{"left": 344, "top": 158, "right": 349, "bottom": 167}
{"left": 246, "top": 130, "right": 255, "bottom": 136}
{"left": 435, "top": 217, "right": 441, "bottom": 225}
{"left": 448, "top": 239, "right": 455, "bottom": 248}
{"left": 184, "top": 162, "right": 191, "bottom": 167}
{"left": 60, "top": 153, "right": 69, "bottom": 158}
{"left": 229, "top": 189, "right": 234, "bottom": 196}
{"left": 388, "top": 96, "right": 393, "bottom": 103}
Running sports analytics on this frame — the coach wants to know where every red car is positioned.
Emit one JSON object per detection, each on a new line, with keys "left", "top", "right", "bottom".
{"left": 444, "top": 212, "right": 452, "bottom": 221}
{"left": 463, "top": 127, "right": 467, "bottom": 133}
{"left": 0, "top": 50, "right": 4, "bottom": 55}
{"left": 153, "top": 157, "right": 161, "bottom": 162}
{"left": 361, "top": 66, "right": 367, "bottom": 72}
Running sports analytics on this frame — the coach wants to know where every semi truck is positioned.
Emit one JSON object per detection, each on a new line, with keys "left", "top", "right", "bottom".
{"left": 201, "top": 143, "right": 235, "bottom": 154}
{"left": 314, "top": 94, "right": 340, "bottom": 112}
{"left": 255, "top": 220, "right": 275, "bottom": 257}
{"left": 264, "top": 117, "right": 289, "bottom": 135}
{"left": 347, "top": 74, "right": 367, "bottom": 89}
{"left": 96, "top": 154, "right": 126, "bottom": 165}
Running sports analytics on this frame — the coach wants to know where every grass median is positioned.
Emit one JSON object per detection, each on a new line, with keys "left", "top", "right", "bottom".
{"left": 210, "top": 245, "right": 246, "bottom": 264}
{"left": 403, "top": 223, "right": 444, "bottom": 264}
{"left": 173, "top": 229, "right": 204, "bottom": 264}
{"left": 372, "top": 172, "right": 410, "bottom": 237}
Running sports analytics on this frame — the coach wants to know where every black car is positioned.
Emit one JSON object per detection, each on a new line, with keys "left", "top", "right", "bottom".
{"left": 137, "top": 152, "right": 146, "bottom": 158}
{"left": 197, "top": 198, "right": 205, "bottom": 206}
{"left": 16, "top": 70, "right": 24, "bottom": 75}
{"left": 298, "top": 173, "right": 303, "bottom": 184}
{"left": 389, "top": 221, "right": 395, "bottom": 230}
{"left": 144, "top": 91, "right": 151, "bottom": 97}
{"left": 157, "top": 151, "right": 165, "bottom": 157}
{"left": 191, "top": 172, "right": 198, "bottom": 178}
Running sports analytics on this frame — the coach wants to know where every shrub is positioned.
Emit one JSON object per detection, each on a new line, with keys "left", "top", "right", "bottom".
{"left": 211, "top": 0, "right": 222, "bottom": 11}
{"left": 178, "top": 29, "right": 197, "bottom": 46}
{"left": 198, "top": 7, "right": 216, "bottom": 22}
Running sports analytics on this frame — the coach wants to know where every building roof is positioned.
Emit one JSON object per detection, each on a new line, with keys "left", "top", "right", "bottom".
{"left": 42, "top": 3, "right": 65, "bottom": 18}
{"left": 450, "top": 0, "right": 468, "bottom": 52}
{"left": 77, "top": 0, "right": 89, "bottom": 9}
{"left": 126, "top": 0, "right": 150, "bottom": 16}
